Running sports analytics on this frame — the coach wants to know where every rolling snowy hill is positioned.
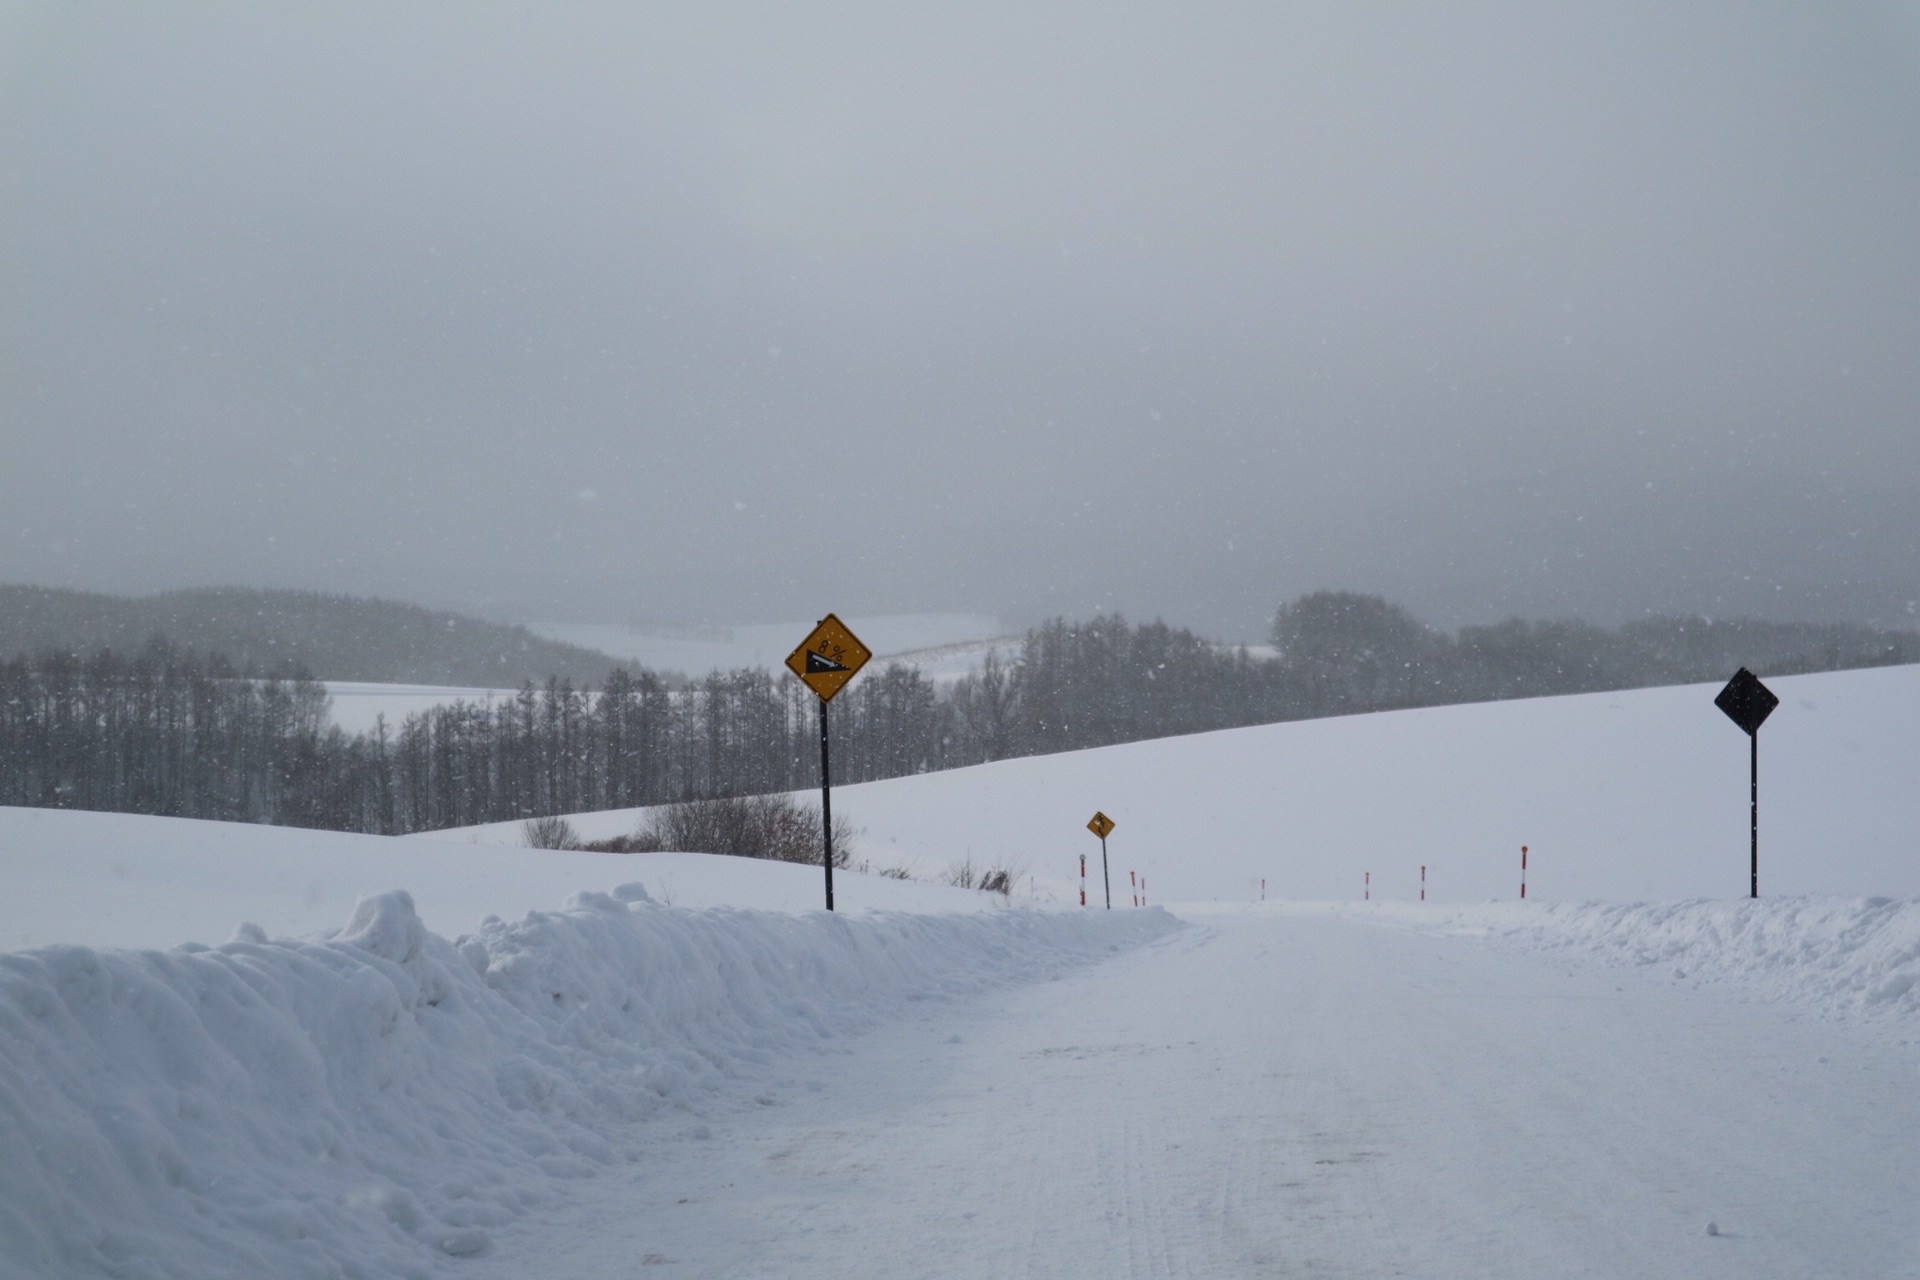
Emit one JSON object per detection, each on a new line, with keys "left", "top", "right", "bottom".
{"left": 439, "top": 662, "right": 1920, "bottom": 905}
{"left": 526, "top": 612, "right": 1014, "bottom": 682}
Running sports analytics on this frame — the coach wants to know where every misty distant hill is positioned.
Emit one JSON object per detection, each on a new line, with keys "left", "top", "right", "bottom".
{"left": 0, "top": 586, "right": 632, "bottom": 686}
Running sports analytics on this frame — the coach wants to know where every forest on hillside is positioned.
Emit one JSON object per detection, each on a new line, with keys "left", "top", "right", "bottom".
{"left": 0, "top": 585, "right": 622, "bottom": 686}
{"left": 1, "top": 592, "right": 1913, "bottom": 835}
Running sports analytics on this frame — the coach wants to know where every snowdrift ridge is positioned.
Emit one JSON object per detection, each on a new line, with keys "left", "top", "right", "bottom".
{"left": 0, "top": 891, "right": 1181, "bottom": 1279}
{"left": 1375, "top": 895, "right": 1920, "bottom": 1023}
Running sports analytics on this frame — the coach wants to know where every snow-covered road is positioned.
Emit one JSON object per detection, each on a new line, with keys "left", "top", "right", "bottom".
{"left": 470, "top": 908, "right": 1919, "bottom": 1279}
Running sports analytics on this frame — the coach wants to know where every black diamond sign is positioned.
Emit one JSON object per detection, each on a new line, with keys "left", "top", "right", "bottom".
{"left": 1714, "top": 667, "right": 1779, "bottom": 737}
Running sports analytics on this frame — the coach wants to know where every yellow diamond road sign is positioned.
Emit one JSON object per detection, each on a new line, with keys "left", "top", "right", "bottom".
{"left": 1087, "top": 811, "right": 1115, "bottom": 839}
{"left": 785, "top": 613, "right": 872, "bottom": 703}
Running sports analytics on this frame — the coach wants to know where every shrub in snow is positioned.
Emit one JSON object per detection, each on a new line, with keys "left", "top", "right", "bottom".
{"left": 592, "top": 793, "right": 857, "bottom": 866}
{"left": 522, "top": 815, "right": 584, "bottom": 850}
{"left": 946, "top": 855, "right": 1022, "bottom": 897}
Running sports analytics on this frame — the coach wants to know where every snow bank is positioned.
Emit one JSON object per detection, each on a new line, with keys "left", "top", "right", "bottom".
{"left": 0, "top": 890, "right": 1180, "bottom": 1279}
{"left": 1369, "top": 896, "right": 1920, "bottom": 1025}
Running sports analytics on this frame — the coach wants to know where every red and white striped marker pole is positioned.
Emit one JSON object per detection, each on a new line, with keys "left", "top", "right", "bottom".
{"left": 1364, "top": 871, "right": 1370, "bottom": 901}
{"left": 1260, "top": 877, "right": 1266, "bottom": 902}
{"left": 1080, "top": 853, "right": 1087, "bottom": 907}
{"left": 1140, "top": 877, "right": 1147, "bottom": 908}
{"left": 1130, "top": 869, "right": 1138, "bottom": 907}
{"left": 1420, "top": 864, "right": 1427, "bottom": 902}
{"left": 1520, "top": 845, "right": 1528, "bottom": 900}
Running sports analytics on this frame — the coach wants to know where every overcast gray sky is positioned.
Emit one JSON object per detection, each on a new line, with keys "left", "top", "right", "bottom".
{"left": 3, "top": 2, "right": 1916, "bottom": 637}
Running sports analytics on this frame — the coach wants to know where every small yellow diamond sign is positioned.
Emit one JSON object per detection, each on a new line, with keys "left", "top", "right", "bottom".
{"left": 785, "top": 613, "right": 872, "bottom": 703}
{"left": 1087, "top": 811, "right": 1115, "bottom": 840}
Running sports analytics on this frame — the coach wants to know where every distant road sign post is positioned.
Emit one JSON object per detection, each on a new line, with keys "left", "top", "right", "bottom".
{"left": 1714, "top": 667, "right": 1779, "bottom": 899}
{"left": 1086, "top": 811, "right": 1116, "bottom": 909}
{"left": 785, "top": 614, "right": 873, "bottom": 911}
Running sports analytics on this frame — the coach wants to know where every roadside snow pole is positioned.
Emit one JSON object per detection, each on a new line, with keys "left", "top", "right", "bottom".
{"left": 1080, "top": 853, "right": 1087, "bottom": 907}
{"left": 1520, "top": 845, "right": 1528, "bottom": 900}
{"left": 1130, "top": 869, "right": 1138, "bottom": 907}
{"left": 1364, "top": 871, "right": 1370, "bottom": 901}
{"left": 819, "top": 704, "right": 834, "bottom": 908}
{"left": 784, "top": 615, "right": 873, "bottom": 912}
{"left": 1420, "top": 864, "right": 1427, "bottom": 902}
{"left": 1260, "top": 877, "right": 1266, "bottom": 902}
{"left": 1714, "top": 668, "right": 1779, "bottom": 899}
{"left": 1087, "top": 811, "right": 1116, "bottom": 909}
{"left": 1140, "top": 876, "right": 1147, "bottom": 908}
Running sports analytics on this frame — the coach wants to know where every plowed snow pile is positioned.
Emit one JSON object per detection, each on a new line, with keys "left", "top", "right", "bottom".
{"left": 0, "top": 889, "right": 1179, "bottom": 1279}
{"left": 1365, "top": 895, "right": 1920, "bottom": 1023}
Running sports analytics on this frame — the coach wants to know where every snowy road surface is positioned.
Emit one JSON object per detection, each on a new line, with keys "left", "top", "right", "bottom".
{"left": 465, "top": 907, "right": 1919, "bottom": 1279}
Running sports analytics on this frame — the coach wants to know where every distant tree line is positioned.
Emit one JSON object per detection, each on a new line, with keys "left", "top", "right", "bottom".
{"left": 1264, "top": 591, "right": 1920, "bottom": 719}
{"left": 0, "top": 640, "right": 333, "bottom": 823}
{"left": 3, "top": 595, "right": 1914, "bottom": 835}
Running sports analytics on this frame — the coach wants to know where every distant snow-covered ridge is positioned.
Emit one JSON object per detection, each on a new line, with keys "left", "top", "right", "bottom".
{"left": 0, "top": 890, "right": 1181, "bottom": 1280}
{"left": 1361, "top": 896, "right": 1920, "bottom": 1024}
{"left": 526, "top": 612, "right": 1009, "bottom": 681}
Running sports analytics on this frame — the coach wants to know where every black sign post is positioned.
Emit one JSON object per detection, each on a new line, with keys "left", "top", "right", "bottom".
{"left": 818, "top": 698, "right": 834, "bottom": 910}
{"left": 784, "top": 615, "right": 873, "bottom": 911}
{"left": 1086, "top": 811, "right": 1116, "bottom": 909}
{"left": 1713, "top": 667, "right": 1779, "bottom": 899}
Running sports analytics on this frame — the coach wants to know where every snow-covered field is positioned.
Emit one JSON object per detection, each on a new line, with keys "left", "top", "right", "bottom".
{"left": 0, "top": 809, "right": 1005, "bottom": 955}
{"left": 323, "top": 683, "right": 518, "bottom": 737}
{"left": 4, "top": 663, "right": 1918, "bottom": 1278}
{"left": 527, "top": 612, "right": 1013, "bottom": 682}
{"left": 444, "top": 663, "right": 1920, "bottom": 905}
{"left": 321, "top": 613, "right": 1016, "bottom": 732}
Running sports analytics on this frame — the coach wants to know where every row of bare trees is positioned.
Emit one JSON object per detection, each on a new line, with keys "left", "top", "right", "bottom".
{"left": 0, "top": 642, "right": 329, "bottom": 822}
{"left": 5, "top": 597, "right": 1912, "bottom": 835}
{"left": 0, "top": 618, "right": 1270, "bottom": 833}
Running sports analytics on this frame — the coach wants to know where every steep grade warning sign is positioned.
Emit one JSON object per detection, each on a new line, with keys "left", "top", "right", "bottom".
{"left": 785, "top": 613, "right": 872, "bottom": 703}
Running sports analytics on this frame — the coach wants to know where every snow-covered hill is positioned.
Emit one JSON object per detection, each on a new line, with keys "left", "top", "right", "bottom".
{"left": 440, "top": 662, "right": 1920, "bottom": 905}
{"left": 0, "top": 807, "right": 1014, "bottom": 955}
{"left": 322, "top": 681, "right": 518, "bottom": 735}
{"left": 527, "top": 612, "right": 1013, "bottom": 682}
{"left": 321, "top": 612, "right": 1017, "bottom": 731}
